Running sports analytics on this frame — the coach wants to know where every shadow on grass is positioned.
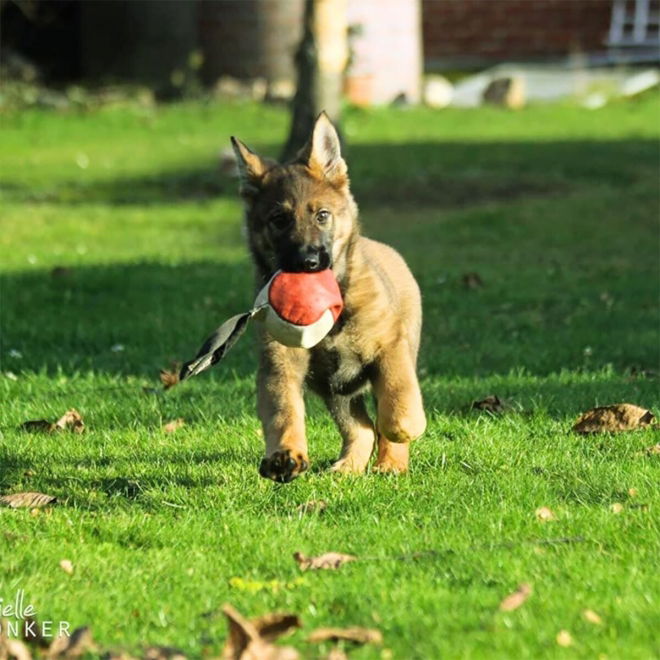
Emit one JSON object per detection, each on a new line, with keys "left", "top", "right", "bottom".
{"left": 1, "top": 260, "right": 258, "bottom": 378}
{"left": 2, "top": 139, "right": 656, "bottom": 207}
{"left": 1, "top": 137, "right": 658, "bottom": 418}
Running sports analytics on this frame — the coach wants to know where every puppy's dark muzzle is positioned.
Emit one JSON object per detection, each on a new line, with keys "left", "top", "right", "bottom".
{"left": 291, "top": 245, "right": 332, "bottom": 273}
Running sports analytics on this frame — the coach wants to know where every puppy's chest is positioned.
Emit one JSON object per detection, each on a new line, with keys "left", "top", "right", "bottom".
{"left": 306, "top": 328, "right": 373, "bottom": 397}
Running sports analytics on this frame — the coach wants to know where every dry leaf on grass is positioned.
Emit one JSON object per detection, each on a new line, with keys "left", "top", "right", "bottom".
{"left": 53, "top": 409, "right": 84, "bottom": 433}
{"left": 555, "top": 630, "right": 573, "bottom": 647}
{"left": 20, "top": 420, "right": 56, "bottom": 433}
{"left": 0, "top": 492, "right": 56, "bottom": 509}
{"left": 159, "top": 367, "right": 180, "bottom": 391}
{"left": 221, "top": 604, "right": 299, "bottom": 660}
{"left": 645, "top": 443, "right": 660, "bottom": 455}
{"left": 582, "top": 609, "right": 603, "bottom": 625}
{"left": 499, "top": 583, "right": 532, "bottom": 612}
{"left": 461, "top": 272, "right": 484, "bottom": 289}
{"left": 472, "top": 395, "right": 504, "bottom": 413}
{"left": 250, "top": 613, "right": 301, "bottom": 642}
{"left": 59, "top": 559, "right": 74, "bottom": 575}
{"left": 144, "top": 647, "right": 186, "bottom": 660}
{"left": 296, "top": 500, "right": 327, "bottom": 515}
{"left": 47, "top": 626, "right": 95, "bottom": 658}
{"left": 163, "top": 419, "right": 185, "bottom": 433}
{"left": 20, "top": 409, "right": 84, "bottom": 434}
{"left": 610, "top": 503, "right": 624, "bottom": 514}
{"left": 535, "top": 506, "right": 557, "bottom": 522}
{"left": 572, "top": 404, "right": 655, "bottom": 434}
{"left": 307, "top": 627, "right": 382, "bottom": 646}
{"left": 628, "top": 488, "right": 638, "bottom": 497}
{"left": 293, "top": 552, "right": 357, "bottom": 571}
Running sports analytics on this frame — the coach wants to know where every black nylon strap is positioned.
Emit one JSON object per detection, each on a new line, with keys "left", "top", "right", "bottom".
{"left": 179, "top": 312, "right": 253, "bottom": 381}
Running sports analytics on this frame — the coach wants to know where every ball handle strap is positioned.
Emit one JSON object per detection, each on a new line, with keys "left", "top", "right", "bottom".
{"left": 179, "top": 305, "right": 267, "bottom": 382}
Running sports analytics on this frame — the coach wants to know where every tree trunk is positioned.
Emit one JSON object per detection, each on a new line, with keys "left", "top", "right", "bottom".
{"left": 280, "top": 0, "right": 348, "bottom": 162}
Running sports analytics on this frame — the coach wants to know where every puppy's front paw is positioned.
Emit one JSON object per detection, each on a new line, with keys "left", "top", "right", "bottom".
{"left": 259, "top": 450, "right": 309, "bottom": 483}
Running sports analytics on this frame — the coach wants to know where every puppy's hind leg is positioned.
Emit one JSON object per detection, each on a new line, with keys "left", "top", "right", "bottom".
{"left": 325, "top": 394, "right": 376, "bottom": 474}
{"left": 374, "top": 434, "right": 409, "bottom": 473}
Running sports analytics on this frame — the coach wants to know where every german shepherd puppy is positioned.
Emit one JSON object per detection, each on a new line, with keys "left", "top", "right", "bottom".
{"left": 231, "top": 113, "right": 426, "bottom": 482}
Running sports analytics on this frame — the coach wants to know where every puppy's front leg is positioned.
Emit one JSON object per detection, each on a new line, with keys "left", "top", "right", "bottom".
{"left": 257, "top": 339, "right": 310, "bottom": 483}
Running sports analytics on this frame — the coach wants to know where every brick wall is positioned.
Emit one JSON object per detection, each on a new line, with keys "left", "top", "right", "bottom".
{"left": 423, "top": 0, "right": 614, "bottom": 69}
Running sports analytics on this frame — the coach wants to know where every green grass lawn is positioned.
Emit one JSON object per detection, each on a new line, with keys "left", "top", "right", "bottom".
{"left": 1, "top": 95, "right": 659, "bottom": 658}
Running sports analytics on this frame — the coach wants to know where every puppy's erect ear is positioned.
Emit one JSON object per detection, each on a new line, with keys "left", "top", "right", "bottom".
{"left": 298, "top": 112, "right": 347, "bottom": 186}
{"left": 231, "top": 137, "right": 268, "bottom": 197}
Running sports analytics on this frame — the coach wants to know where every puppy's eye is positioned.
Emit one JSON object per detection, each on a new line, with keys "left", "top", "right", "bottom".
{"left": 270, "top": 212, "right": 292, "bottom": 229}
{"left": 316, "top": 209, "right": 331, "bottom": 225}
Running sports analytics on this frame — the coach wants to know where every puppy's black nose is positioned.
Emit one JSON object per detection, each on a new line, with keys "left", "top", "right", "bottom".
{"left": 303, "top": 252, "right": 320, "bottom": 271}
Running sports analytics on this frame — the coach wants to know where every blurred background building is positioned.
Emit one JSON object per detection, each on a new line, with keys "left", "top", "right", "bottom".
{"left": 1, "top": 0, "right": 659, "bottom": 105}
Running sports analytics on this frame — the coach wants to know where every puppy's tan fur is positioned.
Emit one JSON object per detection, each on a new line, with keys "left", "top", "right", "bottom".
{"left": 232, "top": 114, "right": 426, "bottom": 482}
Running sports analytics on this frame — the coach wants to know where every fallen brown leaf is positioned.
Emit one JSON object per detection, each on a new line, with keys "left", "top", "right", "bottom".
{"left": 250, "top": 613, "right": 301, "bottom": 642}
{"left": 221, "top": 604, "right": 299, "bottom": 660}
{"left": 53, "top": 409, "right": 84, "bottom": 434}
{"left": 645, "top": 443, "right": 660, "bottom": 455}
{"left": 143, "top": 647, "right": 186, "bottom": 660}
{"left": 59, "top": 559, "right": 74, "bottom": 575}
{"left": 499, "top": 583, "right": 532, "bottom": 612}
{"left": 163, "top": 419, "right": 185, "bottom": 433}
{"left": 296, "top": 500, "right": 328, "bottom": 515}
{"left": 293, "top": 551, "right": 357, "bottom": 571}
{"left": 47, "top": 626, "right": 94, "bottom": 658}
{"left": 472, "top": 395, "right": 504, "bottom": 413}
{"left": 307, "top": 627, "right": 382, "bottom": 645}
{"left": 0, "top": 492, "right": 56, "bottom": 509}
{"left": 20, "top": 409, "right": 84, "bottom": 434}
{"left": 462, "top": 272, "right": 484, "bottom": 289}
{"left": 572, "top": 403, "right": 655, "bottom": 434}
{"left": 20, "top": 420, "right": 55, "bottom": 433}
{"left": 159, "top": 367, "right": 180, "bottom": 391}
{"left": 582, "top": 609, "right": 603, "bottom": 625}
{"left": 535, "top": 506, "right": 557, "bottom": 522}
{"left": 556, "top": 630, "right": 573, "bottom": 647}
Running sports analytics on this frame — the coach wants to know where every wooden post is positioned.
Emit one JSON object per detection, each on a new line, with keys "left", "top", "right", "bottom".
{"left": 280, "top": 0, "right": 348, "bottom": 162}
